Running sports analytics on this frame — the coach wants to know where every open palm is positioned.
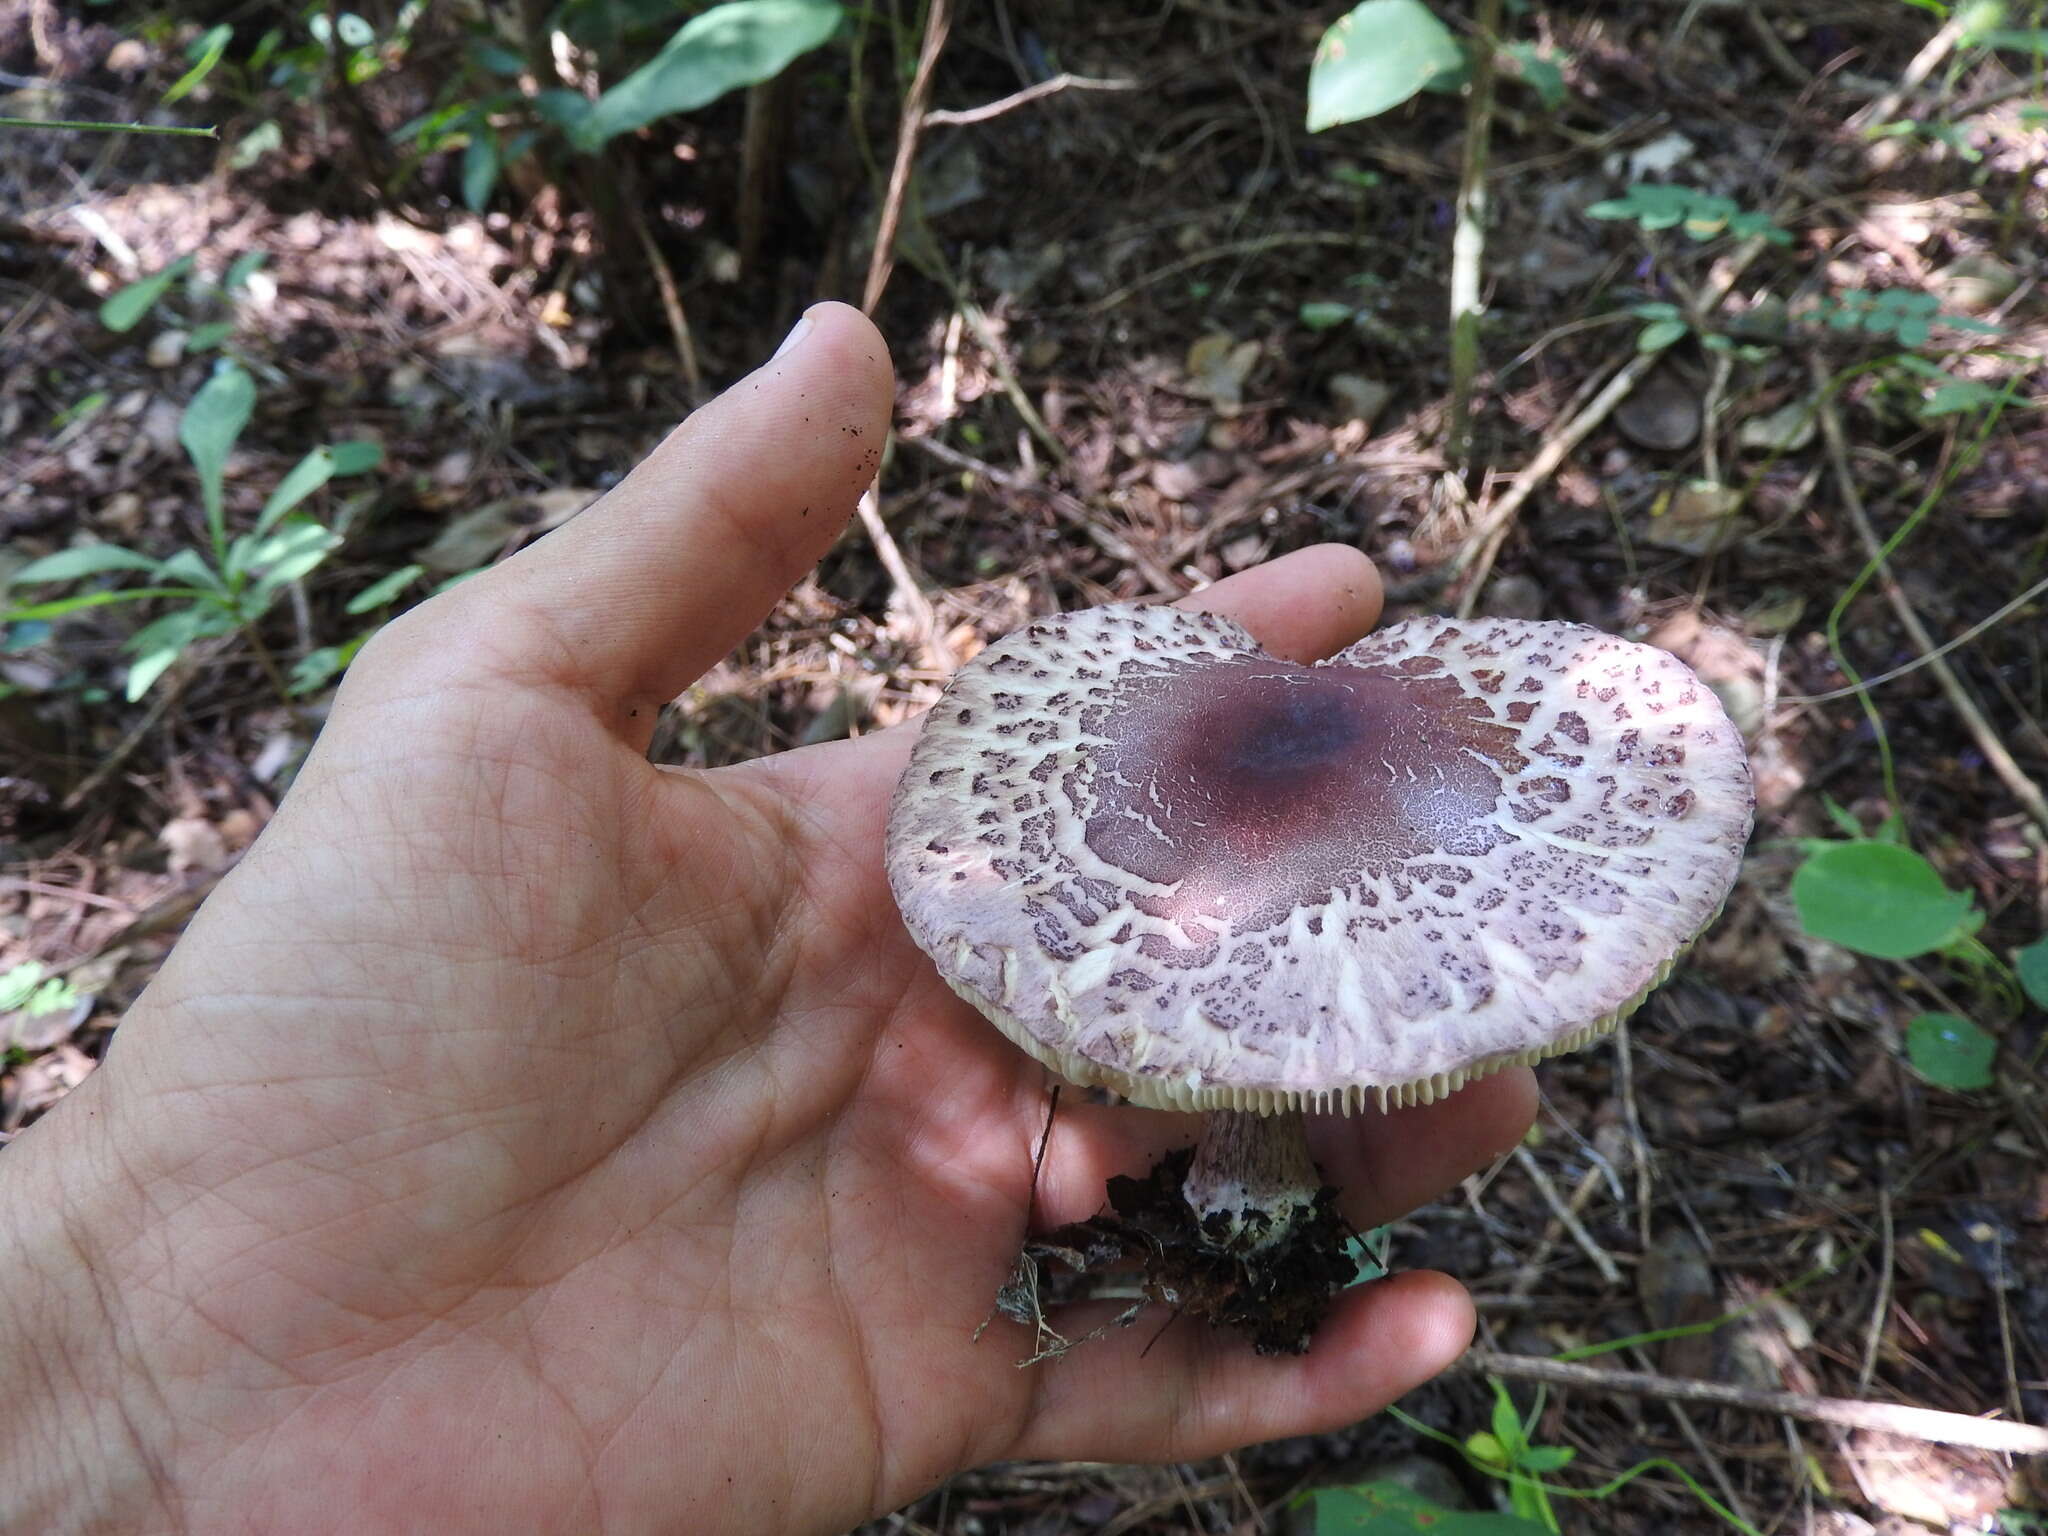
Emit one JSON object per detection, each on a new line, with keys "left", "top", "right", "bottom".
{"left": 3, "top": 305, "right": 1535, "bottom": 1536}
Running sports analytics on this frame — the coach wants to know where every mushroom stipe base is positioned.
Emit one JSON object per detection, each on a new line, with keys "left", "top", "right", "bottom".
{"left": 990, "top": 1146, "right": 1360, "bottom": 1359}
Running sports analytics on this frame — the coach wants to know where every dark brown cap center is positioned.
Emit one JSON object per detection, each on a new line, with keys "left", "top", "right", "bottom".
{"left": 1078, "top": 657, "right": 1517, "bottom": 928}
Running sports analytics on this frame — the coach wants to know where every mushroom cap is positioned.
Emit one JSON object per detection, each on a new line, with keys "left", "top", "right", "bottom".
{"left": 886, "top": 605, "right": 1754, "bottom": 1113}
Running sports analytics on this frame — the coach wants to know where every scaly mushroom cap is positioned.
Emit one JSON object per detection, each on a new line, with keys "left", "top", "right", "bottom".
{"left": 886, "top": 605, "right": 1754, "bottom": 1113}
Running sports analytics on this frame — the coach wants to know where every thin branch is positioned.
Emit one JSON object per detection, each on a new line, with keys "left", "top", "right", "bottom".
{"left": 854, "top": 487, "right": 954, "bottom": 674}
{"left": 0, "top": 116, "right": 216, "bottom": 137}
{"left": 1777, "top": 571, "right": 2048, "bottom": 704}
{"left": 1813, "top": 367, "right": 2048, "bottom": 833}
{"left": 1846, "top": 11, "right": 1972, "bottom": 130}
{"left": 1513, "top": 1147, "right": 1622, "bottom": 1286}
{"left": 628, "top": 202, "right": 704, "bottom": 405}
{"left": 923, "top": 73, "right": 1137, "bottom": 129}
{"left": 1445, "top": 0, "right": 1501, "bottom": 470}
{"left": 1464, "top": 1350, "right": 2048, "bottom": 1456}
{"left": 863, "top": 0, "right": 951, "bottom": 315}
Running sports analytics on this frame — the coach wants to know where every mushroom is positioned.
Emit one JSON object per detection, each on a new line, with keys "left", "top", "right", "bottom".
{"left": 886, "top": 602, "right": 1753, "bottom": 1351}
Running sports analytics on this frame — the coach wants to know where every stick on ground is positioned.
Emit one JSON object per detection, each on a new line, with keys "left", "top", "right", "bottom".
{"left": 1464, "top": 1350, "right": 2048, "bottom": 1456}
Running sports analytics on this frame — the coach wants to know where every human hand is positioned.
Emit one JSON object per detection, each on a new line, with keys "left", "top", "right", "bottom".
{"left": 1, "top": 303, "right": 1536, "bottom": 1535}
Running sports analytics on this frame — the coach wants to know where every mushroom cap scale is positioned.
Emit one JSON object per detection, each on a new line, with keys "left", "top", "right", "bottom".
{"left": 886, "top": 605, "right": 1755, "bottom": 1114}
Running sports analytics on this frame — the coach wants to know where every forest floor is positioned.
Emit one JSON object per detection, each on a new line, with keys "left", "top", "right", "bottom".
{"left": 3, "top": 1, "right": 2046, "bottom": 1531}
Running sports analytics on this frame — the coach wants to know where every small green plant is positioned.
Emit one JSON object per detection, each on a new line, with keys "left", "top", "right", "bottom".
{"left": 1810, "top": 288, "right": 1999, "bottom": 347}
{"left": 1587, "top": 184, "right": 1793, "bottom": 245}
{"left": 3, "top": 359, "right": 381, "bottom": 701}
{"left": 1889, "top": 355, "right": 2011, "bottom": 418}
{"left": 1378, "top": 1384, "right": 1763, "bottom": 1536}
{"left": 0, "top": 962, "right": 82, "bottom": 1022}
{"left": 1460, "top": 1382, "right": 1574, "bottom": 1530}
{"left": 399, "top": 0, "right": 844, "bottom": 211}
{"left": 99, "top": 249, "right": 268, "bottom": 352}
{"left": 1789, "top": 808, "right": 2041, "bottom": 1093}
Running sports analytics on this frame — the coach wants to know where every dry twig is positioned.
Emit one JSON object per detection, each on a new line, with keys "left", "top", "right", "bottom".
{"left": 628, "top": 204, "right": 703, "bottom": 404}
{"left": 1812, "top": 369, "right": 2048, "bottom": 833}
{"left": 863, "top": 0, "right": 951, "bottom": 315}
{"left": 924, "top": 73, "right": 1137, "bottom": 129}
{"left": 1465, "top": 1351, "right": 2048, "bottom": 1455}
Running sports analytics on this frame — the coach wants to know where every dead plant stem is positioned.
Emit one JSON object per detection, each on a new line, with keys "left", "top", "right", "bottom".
{"left": 1446, "top": 0, "right": 1501, "bottom": 471}
{"left": 863, "top": 0, "right": 951, "bottom": 315}
{"left": 1812, "top": 364, "right": 2048, "bottom": 832}
{"left": 1463, "top": 1351, "right": 2048, "bottom": 1455}
{"left": 628, "top": 204, "right": 703, "bottom": 405}
{"left": 924, "top": 73, "right": 1137, "bottom": 128}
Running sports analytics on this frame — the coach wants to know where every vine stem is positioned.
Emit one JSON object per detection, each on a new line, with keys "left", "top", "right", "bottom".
{"left": 0, "top": 117, "right": 216, "bottom": 137}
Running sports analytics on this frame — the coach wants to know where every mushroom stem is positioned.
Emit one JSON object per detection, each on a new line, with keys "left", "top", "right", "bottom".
{"left": 1181, "top": 1110, "right": 1323, "bottom": 1255}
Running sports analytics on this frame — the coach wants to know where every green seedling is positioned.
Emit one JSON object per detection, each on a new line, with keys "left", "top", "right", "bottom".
{"left": 1587, "top": 185, "right": 1793, "bottom": 245}
{"left": 3, "top": 359, "right": 381, "bottom": 701}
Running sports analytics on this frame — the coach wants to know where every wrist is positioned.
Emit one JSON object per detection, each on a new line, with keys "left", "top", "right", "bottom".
{"left": 1, "top": 1079, "right": 181, "bottom": 1533}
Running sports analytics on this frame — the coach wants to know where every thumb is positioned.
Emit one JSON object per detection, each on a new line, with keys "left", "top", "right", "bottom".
{"left": 406, "top": 302, "right": 893, "bottom": 723}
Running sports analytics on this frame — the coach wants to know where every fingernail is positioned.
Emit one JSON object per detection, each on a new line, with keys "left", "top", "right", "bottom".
{"left": 771, "top": 312, "right": 814, "bottom": 363}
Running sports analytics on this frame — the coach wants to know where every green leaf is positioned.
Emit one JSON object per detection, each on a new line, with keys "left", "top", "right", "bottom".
{"left": 231, "top": 120, "right": 284, "bottom": 170}
{"left": 463, "top": 126, "right": 501, "bottom": 212}
{"left": 1299, "top": 301, "right": 1356, "bottom": 331}
{"left": 473, "top": 41, "right": 527, "bottom": 75}
{"left": 1792, "top": 841, "right": 1980, "bottom": 959}
{"left": 181, "top": 361, "right": 258, "bottom": 544}
{"left": 122, "top": 605, "right": 230, "bottom": 700}
{"left": 1904, "top": 1012, "right": 1997, "bottom": 1091}
{"left": 8, "top": 544, "right": 162, "bottom": 584}
{"left": 100, "top": 254, "right": 195, "bottom": 332}
{"left": 288, "top": 631, "right": 370, "bottom": 696}
{"left": 155, "top": 548, "right": 229, "bottom": 595}
{"left": 1587, "top": 184, "right": 1789, "bottom": 244}
{"left": 163, "top": 23, "right": 233, "bottom": 105}
{"left": 1981, "top": 28, "right": 2048, "bottom": 54}
{"left": 125, "top": 643, "right": 185, "bottom": 701}
{"left": 246, "top": 520, "right": 342, "bottom": 604}
{"left": 2016, "top": 937, "right": 2048, "bottom": 1010}
{"left": 1520, "top": 1445, "right": 1576, "bottom": 1471}
{"left": 1465, "top": 1431, "right": 1506, "bottom": 1468}
{"left": 1921, "top": 380, "right": 2003, "bottom": 418}
{"left": 326, "top": 439, "right": 384, "bottom": 476}
{"left": 533, "top": 89, "right": 596, "bottom": 131}
{"left": 344, "top": 563, "right": 424, "bottom": 614}
{"left": 573, "top": 0, "right": 844, "bottom": 152}
{"left": 220, "top": 251, "right": 268, "bottom": 294}
{"left": 254, "top": 448, "right": 340, "bottom": 542}
{"left": 1489, "top": 1381, "right": 1524, "bottom": 1449}
{"left": 1503, "top": 42, "right": 1566, "bottom": 110}
{"left": 186, "top": 320, "right": 235, "bottom": 352}
{"left": 1307, "top": 0, "right": 1463, "bottom": 132}
{"left": 2, "top": 588, "right": 205, "bottom": 622}
{"left": 1637, "top": 317, "right": 1688, "bottom": 352}
{"left": 0, "top": 960, "right": 81, "bottom": 1017}
{"left": 1310, "top": 1480, "right": 1549, "bottom": 1534}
